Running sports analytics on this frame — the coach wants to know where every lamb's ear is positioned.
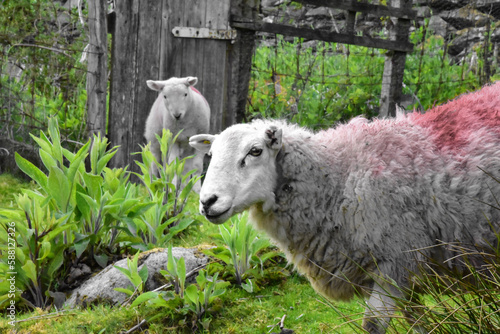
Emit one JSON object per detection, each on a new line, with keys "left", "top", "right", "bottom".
{"left": 264, "top": 126, "right": 282, "bottom": 150}
{"left": 189, "top": 134, "right": 215, "bottom": 153}
{"left": 185, "top": 76, "right": 198, "bottom": 87}
{"left": 147, "top": 80, "right": 165, "bottom": 92}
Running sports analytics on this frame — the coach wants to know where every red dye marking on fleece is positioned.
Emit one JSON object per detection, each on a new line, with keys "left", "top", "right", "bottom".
{"left": 190, "top": 86, "right": 209, "bottom": 106}
{"left": 410, "top": 82, "right": 500, "bottom": 153}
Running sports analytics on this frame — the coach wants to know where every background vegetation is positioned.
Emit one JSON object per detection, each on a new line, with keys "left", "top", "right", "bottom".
{"left": 1, "top": 0, "right": 499, "bottom": 333}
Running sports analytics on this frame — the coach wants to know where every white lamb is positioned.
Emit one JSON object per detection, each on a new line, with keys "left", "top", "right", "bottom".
{"left": 190, "top": 82, "right": 500, "bottom": 333}
{"left": 145, "top": 76, "right": 210, "bottom": 192}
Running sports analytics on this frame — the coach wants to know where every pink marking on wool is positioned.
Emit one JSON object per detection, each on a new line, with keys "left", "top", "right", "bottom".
{"left": 410, "top": 82, "right": 500, "bottom": 153}
{"left": 190, "top": 86, "right": 209, "bottom": 106}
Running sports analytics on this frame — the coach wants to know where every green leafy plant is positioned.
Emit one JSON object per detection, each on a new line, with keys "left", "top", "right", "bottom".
{"left": 160, "top": 244, "right": 187, "bottom": 297}
{"left": 113, "top": 252, "right": 148, "bottom": 298}
{"left": 205, "top": 212, "right": 281, "bottom": 289}
{"left": 183, "top": 270, "right": 229, "bottom": 331}
{"left": 132, "top": 129, "right": 202, "bottom": 249}
{"left": 130, "top": 254, "right": 229, "bottom": 332}
{"left": 0, "top": 193, "right": 74, "bottom": 309}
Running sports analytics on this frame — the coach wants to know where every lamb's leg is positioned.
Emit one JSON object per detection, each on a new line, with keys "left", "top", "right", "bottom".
{"left": 363, "top": 281, "right": 397, "bottom": 334}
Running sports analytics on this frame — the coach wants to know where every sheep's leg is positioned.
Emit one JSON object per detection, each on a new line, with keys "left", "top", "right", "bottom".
{"left": 363, "top": 281, "right": 397, "bottom": 334}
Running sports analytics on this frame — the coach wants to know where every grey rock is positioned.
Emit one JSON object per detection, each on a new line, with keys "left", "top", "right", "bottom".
{"left": 64, "top": 247, "right": 209, "bottom": 308}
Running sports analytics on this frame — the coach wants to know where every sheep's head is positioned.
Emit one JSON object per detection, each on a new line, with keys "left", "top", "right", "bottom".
{"left": 190, "top": 124, "right": 283, "bottom": 224}
{"left": 147, "top": 77, "right": 198, "bottom": 120}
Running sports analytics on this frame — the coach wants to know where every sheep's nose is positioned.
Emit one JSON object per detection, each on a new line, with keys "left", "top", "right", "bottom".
{"left": 200, "top": 195, "right": 218, "bottom": 213}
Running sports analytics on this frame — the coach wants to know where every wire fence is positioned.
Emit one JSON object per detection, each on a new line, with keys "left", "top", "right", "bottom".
{"left": 246, "top": 0, "right": 500, "bottom": 129}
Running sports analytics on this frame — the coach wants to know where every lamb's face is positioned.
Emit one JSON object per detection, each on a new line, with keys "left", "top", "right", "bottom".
{"left": 147, "top": 77, "right": 198, "bottom": 120}
{"left": 190, "top": 124, "right": 283, "bottom": 224}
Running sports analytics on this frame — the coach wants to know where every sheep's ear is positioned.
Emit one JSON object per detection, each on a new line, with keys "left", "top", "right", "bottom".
{"left": 264, "top": 126, "right": 282, "bottom": 150}
{"left": 147, "top": 80, "right": 165, "bottom": 92}
{"left": 189, "top": 134, "right": 215, "bottom": 153}
{"left": 185, "top": 77, "right": 198, "bottom": 87}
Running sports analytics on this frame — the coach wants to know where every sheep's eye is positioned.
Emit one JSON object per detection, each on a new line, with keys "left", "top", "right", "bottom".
{"left": 163, "top": 95, "right": 167, "bottom": 99}
{"left": 184, "top": 93, "right": 187, "bottom": 97}
{"left": 249, "top": 147, "right": 262, "bottom": 157}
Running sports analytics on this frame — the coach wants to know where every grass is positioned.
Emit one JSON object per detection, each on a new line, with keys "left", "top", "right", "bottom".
{"left": 0, "top": 173, "right": 34, "bottom": 208}
{"left": 0, "top": 274, "right": 366, "bottom": 334}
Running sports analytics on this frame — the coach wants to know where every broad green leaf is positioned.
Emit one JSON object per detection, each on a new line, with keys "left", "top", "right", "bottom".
{"left": 94, "top": 253, "right": 108, "bottom": 268}
{"left": 48, "top": 118, "right": 63, "bottom": 165}
{"left": 37, "top": 241, "right": 51, "bottom": 260}
{"left": 82, "top": 172, "right": 103, "bottom": 200}
{"left": 114, "top": 287, "right": 134, "bottom": 296}
{"left": 30, "top": 132, "right": 52, "bottom": 155}
{"left": 138, "top": 265, "right": 149, "bottom": 285}
{"left": 48, "top": 166, "right": 70, "bottom": 211}
{"left": 67, "top": 140, "right": 91, "bottom": 182}
{"left": 15, "top": 153, "right": 48, "bottom": 190}
{"left": 184, "top": 284, "right": 199, "bottom": 305}
{"left": 39, "top": 149, "right": 59, "bottom": 172}
{"left": 113, "top": 265, "right": 133, "bottom": 280}
{"left": 22, "top": 260, "right": 38, "bottom": 287}
{"left": 130, "top": 291, "right": 158, "bottom": 307}
{"left": 47, "top": 250, "right": 64, "bottom": 279}
{"left": 74, "top": 238, "right": 90, "bottom": 258}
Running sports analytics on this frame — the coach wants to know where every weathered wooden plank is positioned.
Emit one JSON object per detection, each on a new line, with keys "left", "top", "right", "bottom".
{"left": 109, "top": 0, "right": 139, "bottom": 168}
{"left": 86, "top": 0, "right": 108, "bottom": 137}
{"left": 180, "top": 0, "right": 203, "bottom": 79}
{"left": 231, "top": 19, "right": 414, "bottom": 52}
{"left": 203, "top": 0, "right": 230, "bottom": 132}
{"left": 132, "top": 0, "right": 163, "bottom": 168}
{"left": 162, "top": 0, "right": 184, "bottom": 79}
{"left": 294, "top": 0, "right": 417, "bottom": 19}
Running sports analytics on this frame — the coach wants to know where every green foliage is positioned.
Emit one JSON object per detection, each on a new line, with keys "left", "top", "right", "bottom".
{"left": 132, "top": 129, "right": 202, "bottom": 250}
{"left": 0, "top": 192, "right": 74, "bottom": 309}
{"left": 113, "top": 252, "right": 149, "bottom": 297}
{"left": 249, "top": 37, "right": 383, "bottom": 129}
{"left": 132, "top": 259, "right": 229, "bottom": 333}
{"left": 0, "top": 0, "right": 88, "bottom": 143}
{"left": 249, "top": 28, "right": 483, "bottom": 129}
{"left": 0, "top": 119, "right": 201, "bottom": 310}
{"left": 403, "top": 23, "right": 480, "bottom": 111}
{"left": 161, "top": 244, "right": 187, "bottom": 297}
{"left": 205, "top": 212, "right": 283, "bottom": 290}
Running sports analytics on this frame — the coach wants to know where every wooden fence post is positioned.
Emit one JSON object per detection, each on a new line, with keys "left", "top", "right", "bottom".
{"left": 379, "top": 0, "right": 412, "bottom": 118}
{"left": 86, "top": 0, "right": 108, "bottom": 137}
{"left": 228, "top": 0, "right": 260, "bottom": 125}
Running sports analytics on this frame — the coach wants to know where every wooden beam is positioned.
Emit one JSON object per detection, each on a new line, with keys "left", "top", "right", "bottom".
{"left": 294, "top": 0, "right": 417, "bottom": 19}
{"left": 231, "top": 19, "right": 414, "bottom": 52}
{"left": 86, "top": 0, "right": 108, "bottom": 137}
{"left": 379, "top": 0, "right": 412, "bottom": 117}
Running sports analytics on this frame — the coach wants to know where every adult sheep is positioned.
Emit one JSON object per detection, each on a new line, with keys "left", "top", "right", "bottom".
{"left": 145, "top": 76, "right": 210, "bottom": 192}
{"left": 190, "top": 82, "right": 500, "bottom": 333}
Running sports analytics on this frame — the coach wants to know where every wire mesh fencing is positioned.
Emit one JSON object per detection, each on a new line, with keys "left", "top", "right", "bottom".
{"left": 247, "top": 0, "right": 500, "bottom": 129}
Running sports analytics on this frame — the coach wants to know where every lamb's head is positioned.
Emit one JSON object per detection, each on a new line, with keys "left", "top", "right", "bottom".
{"left": 189, "top": 123, "right": 283, "bottom": 224}
{"left": 147, "top": 77, "right": 198, "bottom": 120}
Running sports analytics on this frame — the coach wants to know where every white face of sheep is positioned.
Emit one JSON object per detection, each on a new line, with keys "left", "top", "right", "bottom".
{"left": 147, "top": 77, "right": 198, "bottom": 120}
{"left": 189, "top": 125, "right": 283, "bottom": 224}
